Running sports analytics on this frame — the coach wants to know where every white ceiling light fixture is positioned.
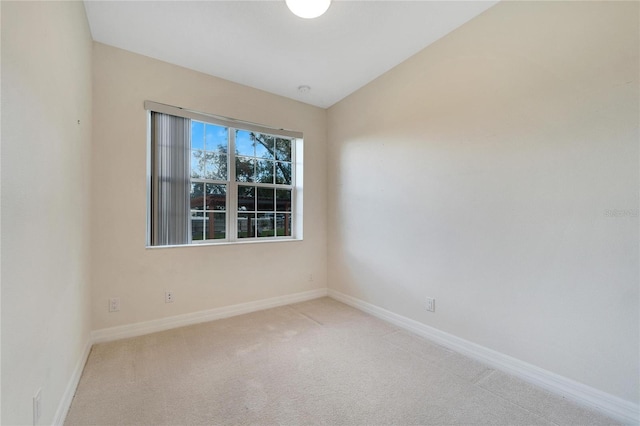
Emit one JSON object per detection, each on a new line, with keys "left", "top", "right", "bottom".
{"left": 285, "top": 0, "right": 331, "bottom": 19}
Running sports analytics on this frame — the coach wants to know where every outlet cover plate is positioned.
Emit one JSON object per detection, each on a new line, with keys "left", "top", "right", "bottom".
{"left": 109, "top": 297, "right": 120, "bottom": 312}
{"left": 426, "top": 297, "right": 435, "bottom": 312}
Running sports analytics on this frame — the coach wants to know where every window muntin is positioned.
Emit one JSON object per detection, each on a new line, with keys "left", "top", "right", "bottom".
{"left": 146, "top": 102, "right": 301, "bottom": 247}
{"left": 189, "top": 121, "right": 229, "bottom": 242}
{"left": 234, "top": 131, "right": 293, "bottom": 239}
{"left": 190, "top": 122, "right": 228, "bottom": 181}
{"left": 189, "top": 182, "right": 226, "bottom": 241}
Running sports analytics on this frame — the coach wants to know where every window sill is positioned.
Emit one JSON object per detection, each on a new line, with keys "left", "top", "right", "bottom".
{"left": 145, "top": 237, "right": 302, "bottom": 249}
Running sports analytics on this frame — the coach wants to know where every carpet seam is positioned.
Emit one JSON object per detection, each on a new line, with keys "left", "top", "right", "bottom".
{"left": 288, "top": 305, "right": 325, "bottom": 326}
{"left": 470, "top": 366, "right": 496, "bottom": 385}
{"left": 473, "top": 383, "right": 563, "bottom": 426}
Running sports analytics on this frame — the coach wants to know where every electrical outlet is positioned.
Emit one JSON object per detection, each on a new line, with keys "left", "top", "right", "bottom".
{"left": 109, "top": 297, "right": 120, "bottom": 312}
{"left": 308, "top": 274, "right": 313, "bottom": 282}
{"left": 165, "top": 291, "right": 174, "bottom": 303}
{"left": 426, "top": 297, "right": 435, "bottom": 312}
{"left": 33, "top": 388, "right": 42, "bottom": 425}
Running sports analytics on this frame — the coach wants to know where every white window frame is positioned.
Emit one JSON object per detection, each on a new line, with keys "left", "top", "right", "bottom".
{"left": 145, "top": 101, "right": 303, "bottom": 247}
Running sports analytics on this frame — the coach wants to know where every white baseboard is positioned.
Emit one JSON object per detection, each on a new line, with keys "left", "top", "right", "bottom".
{"left": 328, "top": 289, "right": 639, "bottom": 425}
{"left": 53, "top": 339, "right": 92, "bottom": 426}
{"left": 55, "top": 288, "right": 638, "bottom": 425}
{"left": 90, "top": 288, "right": 328, "bottom": 344}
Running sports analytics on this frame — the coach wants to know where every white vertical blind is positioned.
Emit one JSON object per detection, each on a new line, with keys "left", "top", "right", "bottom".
{"left": 151, "top": 112, "right": 190, "bottom": 245}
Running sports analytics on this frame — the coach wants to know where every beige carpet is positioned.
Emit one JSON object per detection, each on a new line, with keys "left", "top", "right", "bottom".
{"left": 65, "top": 297, "right": 619, "bottom": 425}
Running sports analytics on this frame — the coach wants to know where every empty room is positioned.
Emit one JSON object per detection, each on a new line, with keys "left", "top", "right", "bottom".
{"left": 1, "top": 0, "right": 638, "bottom": 425}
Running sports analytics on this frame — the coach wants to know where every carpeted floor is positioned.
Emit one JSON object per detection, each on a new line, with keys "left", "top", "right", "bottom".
{"left": 65, "top": 297, "right": 620, "bottom": 425}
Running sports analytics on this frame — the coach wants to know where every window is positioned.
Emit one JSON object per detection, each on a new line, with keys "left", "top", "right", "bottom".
{"left": 189, "top": 121, "right": 228, "bottom": 242}
{"left": 146, "top": 101, "right": 302, "bottom": 247}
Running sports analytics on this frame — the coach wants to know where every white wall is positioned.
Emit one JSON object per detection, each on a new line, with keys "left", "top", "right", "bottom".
{"left": 1, "top": 2, "right": 93, "bottom": 424}
{"left": 91, "top": 44, "right": 327, "bottom": 330}
{"left": 327, "top": 1, "right": 639, "bottom": 404}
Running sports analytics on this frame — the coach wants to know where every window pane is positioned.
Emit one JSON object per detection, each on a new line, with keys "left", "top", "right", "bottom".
{"left": 235, "top": 130, "right": 254, "bottom": 157}
{"left": 236, "top": 157, "right": 254, "bottom": 182}
{"left": 214, "top": 212, "right": 226, "bottom": 239}
{"left": 190, "top": 182, "right": 204, "bottom": 210}
{"left": 205, "top": 124, "right": 228, "bottom": 152}
{"left": 255, "top": 134, "right": 275, "bottom": 159}
{"left": 191, "top": 211, "right": 205, "bottom": 240}
{"left": 206, "top": 184, "right": 226, "bottom": 211}
{"left": 275, "top": 162, "right": 292, "bottom": 185}
{"left": 276, "top": 189, "right": 291, "bottom": 212}
{"left": 257, "top": 187, "right": 274, "bottom": 212}
{"left": 275, "top": 138, "right": 291, "bottom": 161}
{"left": 191, "top": 121, "right": 204, "bottom": 150}
{"left": 237, "top": 185, "right": 255, "bottom": 211}
{"left": 191, "top": 150, "right": 205, "bottom": 178}
{"left": 256, "top": 160, "right": 274, "bottom": 184}
{"left": 257, "top": 213, "right": 275, "bottom": 237}
{"left": 238, "top": 213, "right": 255, "bottom": 238}
{"left": 276, "top": 213, "right": 291, "bottom": 236}
{"left": 204, "top": 212, "right": 226, "bottom": 240}
{"left": 205, "top": 153, "right": 227, "bottom": 180}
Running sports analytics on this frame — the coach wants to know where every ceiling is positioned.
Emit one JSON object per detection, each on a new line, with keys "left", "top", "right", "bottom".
{"left": 84, "top": 1, "right": 498, "bottom": 108}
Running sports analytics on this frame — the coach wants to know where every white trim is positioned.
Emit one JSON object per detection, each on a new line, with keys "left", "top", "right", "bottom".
{"left": 228, "top": 128, "right": 238, "bottom": 239}
{"left": 53, "top": 339, "right": 92, "bottom": 426}
{"left": 327, "top": 289, "right": 639, "bottom": 425}
{"left": 293, "top": 137, "right": 303, "bottom": 240}
{"left": 145, "top": 237, "right": 302, "bottom": 249}
{"left": 90, "top": 288, "right": 328, "bottom": 344}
